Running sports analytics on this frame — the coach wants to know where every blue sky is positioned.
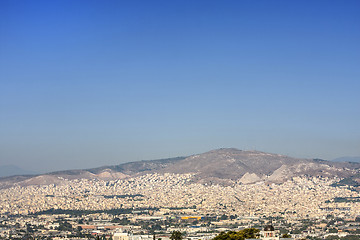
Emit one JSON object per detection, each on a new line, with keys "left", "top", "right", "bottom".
{"left": 1, "top": 0, "right": 359, "bottom": 172}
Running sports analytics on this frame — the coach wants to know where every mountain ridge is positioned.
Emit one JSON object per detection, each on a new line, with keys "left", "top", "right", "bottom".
{"left": 1, "top": 148, "right": 360, "bottom": 189}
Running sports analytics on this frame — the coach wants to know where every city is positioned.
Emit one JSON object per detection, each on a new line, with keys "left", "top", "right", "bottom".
{"left": 1, "top": 0, "right": 359, "bottom": 240}
{"left": 1, "top": 174, "right": 360, "bottom": 239}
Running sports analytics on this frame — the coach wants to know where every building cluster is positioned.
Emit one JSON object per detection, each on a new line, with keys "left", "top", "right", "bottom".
{"left": 1, "top": 174, "right": 360, "bottom": 239}
{"left": 1, "top": 210, "right": 360, "bottom": 240}
{"left": 1, "top": 174, "right": 359, "bottom": 220}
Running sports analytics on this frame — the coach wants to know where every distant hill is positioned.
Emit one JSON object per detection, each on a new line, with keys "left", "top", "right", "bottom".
{"left": 0, "top": 156, "right": 187, "bottom": 188}
{"left": 1, "top": 148, "right": 360, "bottom": 188}
{"left": 332, "top": 156, "right": 360, "bottom": 163}
{"left": 158, "top": 148, "right": 360, "bottom": 184}
{"left": 0, "top": 165, "right": 35, "bottom": 178}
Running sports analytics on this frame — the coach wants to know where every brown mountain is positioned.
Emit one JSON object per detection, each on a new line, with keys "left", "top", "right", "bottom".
{"left": 1, "top": 148, "right": 359, "bottom": 188}
{"left": 158, "top": 148, "right": 360, "bottom": 184}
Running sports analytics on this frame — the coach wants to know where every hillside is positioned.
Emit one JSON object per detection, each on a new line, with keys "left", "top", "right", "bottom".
{"left": 159, "top": 148, "right": 360, "bottom": 184}
{"left": 1, "top": 148, "right": 360, "bottom": 188}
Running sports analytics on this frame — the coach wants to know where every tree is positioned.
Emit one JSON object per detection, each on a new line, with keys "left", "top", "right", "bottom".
{"left": 241, "top": 228, "right": 260, "bottom": 240}
{"left": 282, "top": 234, "right": 291, "bottom": 238}
{"left": 170, "top": 231, "right": 183, "bottom": 240}
{"left": 342, "top": 235, "right": 360, "bottom": 240}
{"left": 56, "top": 221, "right": 72, "bottom": 231}
{"left": 325, "top": 236, "right": 339, "bottom": 240}
{"left": 220, "top": 215, "right": 228, "bottom": 220}
{"left": 212, "top": 228, "right": 260, "bottom": 240}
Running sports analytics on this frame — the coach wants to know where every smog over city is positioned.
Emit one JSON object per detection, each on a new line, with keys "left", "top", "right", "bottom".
{"left": 1, "top": 1, "right": 360, "bottom": 240}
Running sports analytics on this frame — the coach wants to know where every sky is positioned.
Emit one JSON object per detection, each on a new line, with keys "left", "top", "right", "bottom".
{"left": 1, "top": 0, "right": 359, "bottom": 173}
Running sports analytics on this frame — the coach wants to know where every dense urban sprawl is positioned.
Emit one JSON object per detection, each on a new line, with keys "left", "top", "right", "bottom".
{"left": 1, "top": 174, "right": 360, "bottom": 239}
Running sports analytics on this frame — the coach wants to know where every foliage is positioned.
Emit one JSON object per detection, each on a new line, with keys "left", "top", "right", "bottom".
{"left": 341, "top": 235, "right": 360, "bottom": 240}
{"left": 282, "top": 233, "right": 291, "bottom": 238}
{"left": 220, "top": 214, "right": 228, "bottom": 220}
{"left": 103, "top": 194, "right": 144, "bottom": 199}
{"left": 325, "top": 236, "right": 339, "bottom": 240}
{"left": 55, "top": 221, "right": 72, "bottom": 231}
{"left": 290, "top": 229, "right": 302, "bottom": 234}
{"left": 212, "top": 228, "right": 260, "bottom": 240}
{"left": 32, "top": 207, "right": 158, "bottom": 216}
{"left": 333, "top": 197, "right": 360, "bottom": 203}
{"left": 331, "top": 176, "right": 360, "bottom": 187}
{"left": 170, "top": 231, "right": 183, "bottom": 240}
{"left": 111, "top": 217, "right": 130, "bottom": 225}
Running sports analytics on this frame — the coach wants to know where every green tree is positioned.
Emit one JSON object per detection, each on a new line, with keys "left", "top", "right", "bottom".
{"left": 212, "top": 228, "right": 260, "bottom": 240}
{"left": 282, "top": 234, "right": 291, "bottom": 238}
{"left": 170, "top": 231, "right": 183, "bottom": 240}
{"left": 325, "top": 236, "right": 339, "bottom": 240}
{"left": 342, "top": 235, "right": 360, "bottom": 240}
{"left": 220, "top": 215, "right": 228, "bottom": 220}
{"left": 241, "top": 228, "right": 260, "bottom": 240}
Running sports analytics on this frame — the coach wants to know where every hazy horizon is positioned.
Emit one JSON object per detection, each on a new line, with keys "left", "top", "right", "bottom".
{"left": 1, "top": 1, "right": 359, "bottom": 173}
{"left": 1, "top": 148, "right": 359, "bottom": 175}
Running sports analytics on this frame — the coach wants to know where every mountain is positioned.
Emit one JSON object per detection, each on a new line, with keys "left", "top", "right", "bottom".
{"left": 0, "top": 165, "right": 35, "bottom": 178}
{"left": 0, "top": 156, "right": 187, "bottom": 189}
{"left": 332, "top": 156, "right": 360, "bottom": 163}
{"left": 1, "top": 148, "right": 360, "bottom": 189}
{"left": 159, "top": 148, "right": 360, "bottom": 184}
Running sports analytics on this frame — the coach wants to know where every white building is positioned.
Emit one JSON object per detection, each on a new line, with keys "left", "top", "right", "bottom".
{"left": 260, "top": 225, "right": 279, "bottom": 240}
{"left": 113, "top": 232, "right": 130, "bottom": 240}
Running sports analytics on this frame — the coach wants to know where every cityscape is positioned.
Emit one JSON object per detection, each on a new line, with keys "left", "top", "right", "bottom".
{"left": 1, "top": 0, "right": 359, "bottom": 240}
{"left": 1, "top": 171, "right": 360, "bottom": 239}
